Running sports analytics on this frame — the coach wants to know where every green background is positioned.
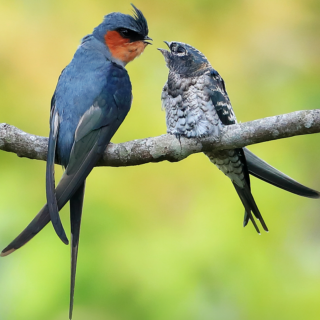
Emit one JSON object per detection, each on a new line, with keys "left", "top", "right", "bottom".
{"left": 0, "top": 0, "right": 320, "bottom": 319}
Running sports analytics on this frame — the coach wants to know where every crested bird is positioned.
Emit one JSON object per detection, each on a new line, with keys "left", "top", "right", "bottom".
{"left": 159, "top": 41, "right": 319, "bottom": 233}
{"left": 1, "top": 5, "right": 151, "bottom": 319}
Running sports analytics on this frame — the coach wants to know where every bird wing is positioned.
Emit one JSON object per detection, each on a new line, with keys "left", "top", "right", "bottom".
{"left": 46, "top": 102, "right": 69, "bottom": 244}
{"left": 208, "top": 69, "right": 237, "bottom": 126}
{"left": 1, "top": 64, "right": 132, "bottom": 257}
{"left": 46, "top": 68, "right": 69, "bottom": 244}
{"left": 208, "top": 70, "right": 250, "bottom": 184}
{"left": 208, "top": 69, "right": 268, "bottom": 232}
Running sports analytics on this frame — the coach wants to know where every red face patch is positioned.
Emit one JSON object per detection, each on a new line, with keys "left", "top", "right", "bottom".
{"left": 105, "top": 31, "right": 147, "bottom": 63}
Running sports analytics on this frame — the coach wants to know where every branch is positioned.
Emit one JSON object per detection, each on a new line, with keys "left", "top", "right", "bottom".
{"left": 0, "top": 109, "right": 319, "bottom": 167}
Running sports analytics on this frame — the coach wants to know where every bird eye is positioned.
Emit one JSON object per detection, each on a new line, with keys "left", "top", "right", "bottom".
{"left": 117, "top": 28, "right": 143, "bottom": 42}
{"left": 177, "top": 46, "right": 186, "bottom": 54}
{"left": 170, "top": 44, "right": 186, "bottom": 56}
{"left": 119, "top": 29, "right": 129, "bottom": 37}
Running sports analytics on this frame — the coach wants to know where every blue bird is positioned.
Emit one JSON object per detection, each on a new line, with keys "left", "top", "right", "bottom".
{"left": 1, "top": 5, "right": 151, "bottom": 319}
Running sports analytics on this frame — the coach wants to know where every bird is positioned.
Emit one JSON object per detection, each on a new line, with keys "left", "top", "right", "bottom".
{"left": 1, "top": 5, "right": 151, "bottom": 319}
{"left": 158, "top": 41, "right": 319, "bottom": 233}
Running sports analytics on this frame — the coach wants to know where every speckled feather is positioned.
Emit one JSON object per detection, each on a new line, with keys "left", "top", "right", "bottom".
{"left": 161, "top": 59, "right": 243, "bottom": 187}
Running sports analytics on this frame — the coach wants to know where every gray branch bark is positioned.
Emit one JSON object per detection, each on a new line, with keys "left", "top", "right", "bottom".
{"left": 0, "top": 109, "right": 319, "bottom": 167}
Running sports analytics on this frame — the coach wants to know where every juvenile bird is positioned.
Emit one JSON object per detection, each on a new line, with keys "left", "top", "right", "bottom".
{"left": 159, "top": 41, "right": 319, "bottom": 233}
{"left": 1, "top": 5, "right": 151, "bottom": 319}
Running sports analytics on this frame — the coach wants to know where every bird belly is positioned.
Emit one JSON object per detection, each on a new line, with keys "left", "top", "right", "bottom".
{"left": 205, "top": 149, "right": 246, "bottom": 187}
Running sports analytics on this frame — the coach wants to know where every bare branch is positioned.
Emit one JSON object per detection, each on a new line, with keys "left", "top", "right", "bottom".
{"left": 1, "top": 109, "right": 319, "bottom": 167}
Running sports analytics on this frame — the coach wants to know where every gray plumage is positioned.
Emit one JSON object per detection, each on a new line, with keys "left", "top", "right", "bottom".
{"left": 159, "top": 41, "right": 319, "bottom": 233}
{"left": 162, "top": 72, "right": 222, "bottom": 138}
{"left": 161, "top": 66, "right": 242, "bottom": 185}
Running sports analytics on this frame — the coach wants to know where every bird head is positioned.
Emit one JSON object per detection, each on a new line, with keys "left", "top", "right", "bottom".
{"left": 93, "top": 4, "right": 152, "bottom": 65}
{"left": 158, "top": 41, "right": 210, "bottom": 76}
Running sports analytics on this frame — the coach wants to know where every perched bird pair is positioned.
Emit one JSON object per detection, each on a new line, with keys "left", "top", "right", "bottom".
{"left": 1, "top": 4, "right": 319, "bottom": 320}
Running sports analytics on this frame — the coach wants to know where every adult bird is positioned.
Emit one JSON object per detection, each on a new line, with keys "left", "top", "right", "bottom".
{"left": 1, "top": 5, "right": 151, "bottom": 319}
{"left": 159, "top": 41, "right": 319, "bottom": 233}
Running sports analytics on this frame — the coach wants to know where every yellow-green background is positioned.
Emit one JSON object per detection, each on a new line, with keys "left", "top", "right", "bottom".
{"left": 0, "top": 1, "right": 320, "bottom": 319}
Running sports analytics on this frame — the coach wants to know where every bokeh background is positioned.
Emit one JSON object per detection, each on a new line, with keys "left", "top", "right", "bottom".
{"left": 0, "top": 0, "right": 320, "bottom": 319}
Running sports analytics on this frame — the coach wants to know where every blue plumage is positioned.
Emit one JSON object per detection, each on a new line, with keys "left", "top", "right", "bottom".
{"left": 1, "top": 5, "right": 150, "bottom": 319}
{"left": 54, "top": 36, "right": 132, "bottom": 166}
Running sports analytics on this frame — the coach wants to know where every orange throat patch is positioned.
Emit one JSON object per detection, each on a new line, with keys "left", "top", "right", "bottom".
{"left": 105, "top": 31, "right": 147, "bottom": 64}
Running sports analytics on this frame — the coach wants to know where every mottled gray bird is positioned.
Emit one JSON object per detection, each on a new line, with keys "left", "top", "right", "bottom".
{"left": 159, "top": 41, "right": 319, "bottom": 233}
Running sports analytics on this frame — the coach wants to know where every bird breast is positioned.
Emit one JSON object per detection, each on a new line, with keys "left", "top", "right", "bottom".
{"left": 162, "top": 72, "right": 221, "bottom": 138}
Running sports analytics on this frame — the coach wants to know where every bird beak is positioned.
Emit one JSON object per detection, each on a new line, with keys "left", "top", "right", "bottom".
{"left": 164, "top": 41, "right": 171, "bottom": 49}
{"left": 157, "top": 41, "right": 171, "bottom": 57}
{"left": 144, "top": 36, "right": 153, "bottom": 45}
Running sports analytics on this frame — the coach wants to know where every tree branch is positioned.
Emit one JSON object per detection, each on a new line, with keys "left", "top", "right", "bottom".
{"left": 1, "top": 109, "right": 319, "bottom": 167}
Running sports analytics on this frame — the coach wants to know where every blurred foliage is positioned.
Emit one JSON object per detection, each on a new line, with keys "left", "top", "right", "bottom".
{"left": 0, "top": 0, "right": 320, "bottom": 319}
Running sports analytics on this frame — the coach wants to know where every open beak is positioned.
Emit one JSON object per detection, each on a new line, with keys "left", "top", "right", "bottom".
{"left": 157, "top": 41, "right": 171, "bottom": 55}
{"left": 144, "top": 36, "right": 153, "bottom": 45}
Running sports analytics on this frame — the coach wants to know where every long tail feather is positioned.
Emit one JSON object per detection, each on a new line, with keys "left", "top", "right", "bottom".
{"left": 69, "top": 182, "right": 85, "bottom": 320}
{"left": 46, "top": 110, "right": 69, "bottom": 244}
{"left": 244, "top": 148, "right": 320, "bottom": 198}
{"left": 1, "top": 126, "right": 118, "bottom": 257}
{"left": 1, "top": 149, "right": 101, "bottom": 257}
{"left": 233, "top": 183, "right": 268, "bottom": 233}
